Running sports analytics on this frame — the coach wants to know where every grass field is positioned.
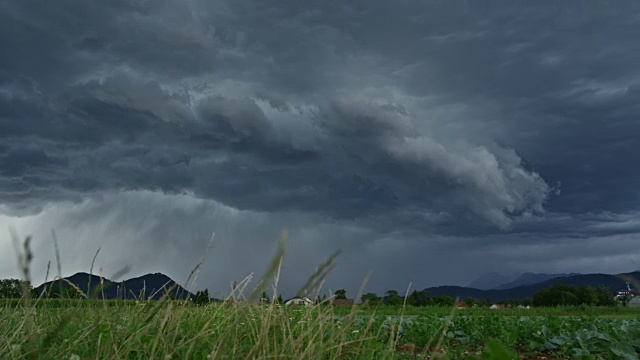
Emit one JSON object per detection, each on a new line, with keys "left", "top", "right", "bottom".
{"left": 2, "top": 298, "right": 639, "bottom": 359}
{"left": 4, "top": 234, "right": 639, "bottom": 359}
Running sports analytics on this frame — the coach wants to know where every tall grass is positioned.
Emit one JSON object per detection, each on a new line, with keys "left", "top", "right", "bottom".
{"left": 1, "top": 230, "right": 411, "bottom": 359}
{"left": 4, "top": 231, "right": 639, "bottom": 359}
{"left": 0, "top": 298, "right": 404, "bottom": 359}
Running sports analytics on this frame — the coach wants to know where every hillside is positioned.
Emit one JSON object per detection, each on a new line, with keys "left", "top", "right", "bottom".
{"left": 36, "top": 272, "right": 195, "bottom": 300}
{"left": 424, "top": 271, "right": 640, "bottom": 302}
{"left": 119, "top": 273, "right": 193, "bottom": 300}
{"left": 494, "top": 272, "right": 580, "bottom": 290}
{"left": 466, "top": 272, "right": 520, "bottom": 290}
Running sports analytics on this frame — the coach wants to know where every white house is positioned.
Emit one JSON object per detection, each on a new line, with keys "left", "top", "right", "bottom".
{"left": 284, "top": 296, "right": 314, "bottom": 306}
{"left": 614, "top": 281, "right": 635, "bottom": 300}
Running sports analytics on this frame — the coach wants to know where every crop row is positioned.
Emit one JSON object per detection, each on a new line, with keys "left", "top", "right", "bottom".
{"left": 345, "top": 315, "right": 640, "bottom": 359}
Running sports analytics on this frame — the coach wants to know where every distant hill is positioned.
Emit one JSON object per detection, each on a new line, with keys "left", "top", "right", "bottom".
{"left": 494, "top": 272, "right": 580, "bottom": 290}
{"left": 120, "top": 273, "right": 193, "bottom": 300}
{"left": 424, "top": 271, "right": 640, "bottom": 302}
{"left": 36, "top": 272, "right": 196, "bottom": 300}
{"left": 466, "top": 272, "right": 520, "bottom": 290}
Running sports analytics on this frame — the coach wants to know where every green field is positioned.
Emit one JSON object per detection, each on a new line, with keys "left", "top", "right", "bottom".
{"left": 2, "top": 299, "right": 639, "bottom": 359}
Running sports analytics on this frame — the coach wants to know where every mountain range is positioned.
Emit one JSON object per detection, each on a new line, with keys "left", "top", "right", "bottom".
{"left": 34, "top": 269, "right": 640, "bottom": 303}
{"left": 36, "top": 272, "right": 196, "bottom": 300}
{"left": 467, "top": 272, "right": 581, "bottom": 290}
{"left": 466, "top": 272, "right": 520, "bottom": 290}
{"left": 493, "top": 272, "right": 581, "bottom": 290}
{"left": 426, "top": 271, "right": 640, "bottom": 302}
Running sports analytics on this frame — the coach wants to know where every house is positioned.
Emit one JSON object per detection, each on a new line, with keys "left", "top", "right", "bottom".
{"left": 615, "top": 281, "right": 636, "bottom": 300}
{"left": 615, "top": 289, "right": 633, "bottom": 300}
{"left": 455, "top": 301, "right": 467, "bottom": 309}
{"left": 330, "top": 298, "right": 355, "bottom": 307}
{"left": 490, "top": 304, "right": 505, "bottom": 309}
{"left": 284, "top": 296, "right": 314, "bottom": 306}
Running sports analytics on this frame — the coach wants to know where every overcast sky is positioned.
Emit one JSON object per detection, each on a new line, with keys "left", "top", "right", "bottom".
{"left": 1, "top": 0, "right": 639, "bottom": 299}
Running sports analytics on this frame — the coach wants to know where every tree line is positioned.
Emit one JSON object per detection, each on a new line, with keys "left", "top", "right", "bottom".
{"left": 0, "top": 279, "right": 626, "bottom": 307}
{"left": 532, "top": 284, "right": 618, "bottom": 307}
{"left": 361, "top": 289, "right": 457, "bottom": 306}
{"left": 0, "top": 279, "right": 88, "bottom": 299}
{"left": 0, "top": 279, "right": 38, "bottom": 299}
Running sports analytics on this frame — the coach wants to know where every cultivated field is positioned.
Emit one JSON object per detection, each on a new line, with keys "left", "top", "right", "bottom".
{"left": 4, "top": 235, "right": 639, "bottom": 359}
{"left": 2, "top": 299, "right": 639, "bottom": 359}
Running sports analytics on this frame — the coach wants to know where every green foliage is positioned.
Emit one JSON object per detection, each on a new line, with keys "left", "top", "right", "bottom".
{"left": 335, "top": 289, "right": 347, "bottom": 299}
{"left": 194, "top": 289, "right": 211, "bottom": 306}
{"left": 0, "top": 279, "right": 33, "bottom": 299}
{"left": 428, "top": 295, "right": 456, "bottom": 307}
{"left": 43, "top": 283, "right": 62, "bottom": 299}
{"left": 43, "top": 282, "right": 84, "bottom": 299}
{"left": 407, "top": 290, "right": 430, "bottom": 306}
{"left": 385, "top": 289, "right": 399, "bottom": 298}
{"left": 385, "top": 295, "right": 403, "bottom": 306}
{"left": 260, "top": 291, "right": 270, "bottom": 304}
{"left": 577, "top": 285, "right": 599, "bottom": 306}
{"left": 361, "top": 289, "right": 470, "bottom": 308}
{"left": 393, "top": 313, "right": 640, "bottom": 359}
{"left": 0, "top": 300, "right": 394, "bottom": 359}
{"left": 362, "top": 292, "right": 381, "bottom": 305}
{"left": 619, "top": 294, "right": 633, "bottom": 307}
{"left": 463, "top": 296, "right": 495, "bottom": 308}
{"left": 404, "top": 294, "right": 417, "bottom": 306}
{"left": 383, "top": 289, "right": 402, "bottom": 306}
{"left": 481, "top": 338, "right": 519, "bottom": 360}
{"left": 533, "top": 284, "right": 617, "bottom": 307}
{"left": 1, "top": 298, "right": 640, "bottom": 359}
{"left": 64, "top": 286, "right": 84, "bottom": 299}
{"left": 595, "top": 285, "right": 617, "bottom": 306}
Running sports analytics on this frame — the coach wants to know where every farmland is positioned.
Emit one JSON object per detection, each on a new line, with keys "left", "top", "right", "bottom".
{"left": 2, "top": 299, "right": 639, "bottom": 359}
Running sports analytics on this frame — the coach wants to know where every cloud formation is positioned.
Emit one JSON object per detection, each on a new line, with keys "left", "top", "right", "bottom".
{"left": 1, "top": 0, "right": 639, "bottom": 294}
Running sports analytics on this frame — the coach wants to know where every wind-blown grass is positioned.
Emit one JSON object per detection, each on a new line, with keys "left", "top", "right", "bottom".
{"left": 0, "top": 300, "right": 394, "bottom": 359}
{"left": 2, "top": 230, "right": 402, "bottom": 359}
{"left": 2, "top": 299, "right": 640, "bottom": 359}
{"left": 3, "top": 231, "right": 640, "bottom": 359}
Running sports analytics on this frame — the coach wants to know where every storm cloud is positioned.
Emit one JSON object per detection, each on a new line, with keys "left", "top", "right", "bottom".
{"left": 1, "top": 0, "right": 639, "bottom": 296}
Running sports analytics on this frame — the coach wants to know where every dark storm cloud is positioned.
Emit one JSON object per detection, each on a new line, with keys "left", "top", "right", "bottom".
{"left": 1, "top": 0, "right": 640, "bottom": 293}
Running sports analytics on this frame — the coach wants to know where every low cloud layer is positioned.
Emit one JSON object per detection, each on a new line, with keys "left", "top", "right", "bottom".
{"left": 1, "top": 0, "right": 639, "bottom": 295}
